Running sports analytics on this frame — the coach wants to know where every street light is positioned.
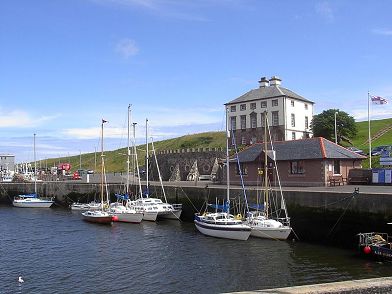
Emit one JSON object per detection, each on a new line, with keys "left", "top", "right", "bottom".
{"left": 334, "top": 111, "right": 338, "bottom": 144}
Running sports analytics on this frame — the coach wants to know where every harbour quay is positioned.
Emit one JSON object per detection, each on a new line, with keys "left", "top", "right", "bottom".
{"left": 224, "top": 277, "right": 392, "bottom": 294}
{"left": 1, "top": 177, "right": 391, "bottom": 248}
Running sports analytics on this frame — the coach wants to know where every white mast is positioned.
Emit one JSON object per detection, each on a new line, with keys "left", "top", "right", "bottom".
{"left": 368, "top": 91, "right": 372, "bottom": 168}
{"left": 126, "top": 104, "right": 131, "bottom": 194}
{"left": 145, "top": 118, "right": 149, "bottom": 197}
{"left": 133, "top": 123, "right": 143, "bottom": 198}
{"left": 151, "top": 137, "right": 168, "bottom": 203}
{"left": 226, "top": 106, "right": 230, "bottom": 213}
{"left": 33, "top": 133, "right": 37, "bottom": 194}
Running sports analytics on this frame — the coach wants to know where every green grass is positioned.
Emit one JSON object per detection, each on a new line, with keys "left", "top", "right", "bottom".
{"left": 38, "top": 118, "right": 392, "bottom": 172}
{"left": 39, "top": 131, "right": 226, "bottom": 173}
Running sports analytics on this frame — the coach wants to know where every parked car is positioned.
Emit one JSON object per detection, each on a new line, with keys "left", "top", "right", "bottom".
{"left": 371, "top": 145, "right": 391, "bottom": 156}
{"left": 347, "top": 147, "right": 366, "bottom": 156}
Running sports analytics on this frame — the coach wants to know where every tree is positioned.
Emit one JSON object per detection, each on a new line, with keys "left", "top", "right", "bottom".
{"left": 311, "top": 109, "right": 357, "bottom": 144}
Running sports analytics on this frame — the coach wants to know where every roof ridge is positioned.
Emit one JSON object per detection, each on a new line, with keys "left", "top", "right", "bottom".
{"left": 319, "top": 137, "right": 327, "bottom": 159}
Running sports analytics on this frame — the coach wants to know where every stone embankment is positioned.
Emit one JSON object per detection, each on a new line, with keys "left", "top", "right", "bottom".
{"left": 225, "top": 277, "right": 392, "bottom": 293}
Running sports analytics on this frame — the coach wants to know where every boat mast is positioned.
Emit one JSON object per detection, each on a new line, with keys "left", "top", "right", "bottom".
{"left": 145, "top": 118, "right": 149, "bottom": 197}
{"left": 101, "top": 119, "right": 106, "bottom": 211}
{"left": 34, "top": 133, "right": 37, "bottom": 194}
{"left": 226, "top": 106, "right": 230, "bottom": 214}
{"left": 133, "top": 127, "right": 143, "bottom": 198}
{"left": 126, "top": 104, "right": 131, "bottom": 195}
{"left": 151, "top": 137, "right": 168, "bottom": 203}
{"left": 264, "top": 111, "right": 269, "bottom": 219}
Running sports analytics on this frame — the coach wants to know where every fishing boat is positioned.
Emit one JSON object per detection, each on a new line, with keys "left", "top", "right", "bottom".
{"left": 245, "top": 111, "right": 291, "bottom": 240}
{"left": 358, "top": 230, "right": 392, "bottom": 261}
{"left": 82, "top": 119, "right": 112, "bottom": 225}
{"left": 128, "top": 118, "right": 181, "bottom": 221}
{"left": 109, "top": 105, "right": 143, "bottom": 223}
{"left": 13, "top": 134, "right": 54, "bottom": 208}
{"left": 194, "top": 107, "right": 251, "bottom": 241}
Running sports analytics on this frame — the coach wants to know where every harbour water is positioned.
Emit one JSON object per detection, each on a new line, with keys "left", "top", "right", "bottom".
{"left": 1, "top": 206, "right": 392, "bottom": 294}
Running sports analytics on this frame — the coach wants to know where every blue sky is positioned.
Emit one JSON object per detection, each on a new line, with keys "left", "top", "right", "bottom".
{"left": 1, "top": 0, "right": 392, "bottom": 163}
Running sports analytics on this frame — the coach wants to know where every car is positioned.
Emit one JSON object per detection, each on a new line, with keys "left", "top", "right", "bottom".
{"left": 347, "top": 147, "right": 366, "bottom": 156}
{"left": 371, "top": 145, "right": 391, "bottom": 156}
{"left": 87, "top": 170, "right": 94, "bottom": 174}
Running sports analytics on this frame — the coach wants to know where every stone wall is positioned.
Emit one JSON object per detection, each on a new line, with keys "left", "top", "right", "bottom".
{"left": 151, "top": 148, "right": 225, "bottom": 181}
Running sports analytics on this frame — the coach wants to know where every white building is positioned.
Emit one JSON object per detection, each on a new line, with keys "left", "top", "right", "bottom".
{"left": 0, "top": 154, "right": 15, "bottom": 172}
{"left": 225, "top": 76, "right": 314, "bottom": 145}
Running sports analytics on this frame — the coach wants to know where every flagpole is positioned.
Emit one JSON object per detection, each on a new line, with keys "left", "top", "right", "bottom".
{"left": 368, "top": 91, "right": 372, "bottom": 169}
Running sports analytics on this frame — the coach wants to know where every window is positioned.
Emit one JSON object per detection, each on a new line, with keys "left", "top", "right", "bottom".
{"left": 250, "top": 114, "right": 257, "bottom": 128}
{"left": 272, "top": 111, "right": 279, "bottom": 126}
{"left": 272, "top": 99, "right": 278, "bottom": 107}
{"left": 291, "top": 113, "right": 295, "bottom": 127}
{"left": 240, "top": 104, "right": 246, "bottom": 111}
{"left": 230, "top": 105, "right": 236, "bottom": 112}
{"left": 260, "top": 113, "right": 265, "bottom": 127}
{"left": 305, "top": 104, "right": 308, "bottom": 110}
{"left": 236, "top": 163, "right": 248, "bottom": 175}
{"left": 230, "top": 116, "right": 236, "bottom": 130}
{"left": 261, "top": 101, "right": 267, "bottom": 108}
{"left": 291, "top": 100, "right": 295, "bottom": 107}
{"left": 292, "top": 132, "right": 296, "bottom": 140}
{"left": 305, "top": 116, "right": 309, "bottom": 129}
{"left": 240, "top": 115, "right": 246, "bottom": 129}
{"left": 250, "top": 102, "right": 256, "bottom": 110}
{"left": 290, "top": 161, "right": 304, "bottom": 174}
{"left": 333, "top": 160, "right": 341, "bottom": 175}
{"left": 241, "top": 136, "right": 247, "bottom": 145}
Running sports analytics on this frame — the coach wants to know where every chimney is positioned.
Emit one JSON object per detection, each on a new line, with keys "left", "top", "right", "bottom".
{"left": 269, "top": 76, "right": 282, "bottom": 86}
{"left": 258, "top": 77, "right": 269, "bottom": 88}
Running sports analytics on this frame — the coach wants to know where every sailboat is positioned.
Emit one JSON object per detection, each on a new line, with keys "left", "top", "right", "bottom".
{"left": 13, "top": 134, "right": 54, "bottom": 208}
{"left": 128, "top": 119, "right": 182, "bottom": 221}
{"left": 82, "top": 119, "right": 113, "bottom": 224}
{"left": 194, "top": 107, "right": 251, "bottom": 240}
{"left": 110, "top": 105, "right": 143, "bottom": 223}
{"left": 246, "top": 111, "right": 292, "bottom": 240}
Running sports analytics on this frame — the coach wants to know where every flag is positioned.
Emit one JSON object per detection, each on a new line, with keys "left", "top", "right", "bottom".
{"left": 102, "top": 119, "right": 108, "bottom": 123}
{"left": 371, "top": 95, "right": 388, "bottom": 105}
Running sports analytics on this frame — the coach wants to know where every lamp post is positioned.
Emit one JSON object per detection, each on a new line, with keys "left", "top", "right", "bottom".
{"left": 334, "top": 111, "right": 338, "bottom": 144}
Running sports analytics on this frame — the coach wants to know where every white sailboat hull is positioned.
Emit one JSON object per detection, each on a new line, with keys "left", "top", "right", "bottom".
{"left": 157, "top": 209, "right": 182, "bottom": 220}
{"left": 142, "top": 211, "right": 158, "bottom": 222}
{"left": 194, "top": 218, "right": 251, "bottom": 241}
{"left": 112, "top": 212, "right": 143, "bottom": 223}
{"left": 13, "top": 199, "right": 53, "bottom": 208}
{"left": 250, "top": 226, "right": 291, "bottom": 240}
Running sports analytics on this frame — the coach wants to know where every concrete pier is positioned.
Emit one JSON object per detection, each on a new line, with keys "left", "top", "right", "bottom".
{"left": 224, "top": 277, "right": 392, "bottom": 293}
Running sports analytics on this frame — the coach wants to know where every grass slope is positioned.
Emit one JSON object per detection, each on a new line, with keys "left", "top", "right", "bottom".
{"left": 40, "top": 131, "right": 226, "bottom": 173}
{"left": 39, "top": 118, "right": 392, "bottom": 172}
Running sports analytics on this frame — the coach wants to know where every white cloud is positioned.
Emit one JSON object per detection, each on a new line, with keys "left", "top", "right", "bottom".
{"left": 371, "top": 28, "right": 392, "bottom": 36}
{"left": 315, "top": 1, "right": 334, "bottom": 22}
{"left": 62, "top": 126, "right": 127, "bottom": 139}
{"left": 0, "top": 108, "right": 59, "bottom": 128}
{"left": 115, "top": 38, "right": 139, "bottom": 59}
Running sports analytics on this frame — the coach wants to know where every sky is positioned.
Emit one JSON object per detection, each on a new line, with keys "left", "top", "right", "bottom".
{"left": 1, "top": 0, "right": 392, "bottom": 163}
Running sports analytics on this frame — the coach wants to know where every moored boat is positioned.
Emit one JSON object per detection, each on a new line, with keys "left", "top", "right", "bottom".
{"left": 13, "top": 193, "right": 54, "bottom": 208}
{"left": 82, "top": 210, "right": 113, "bottom": 224}
{"left": 358, "top": 232, "right": 392, "bottom": 261}
{"left": 12, "top": 134, "right": 54, "bottom": 209}
{"left": 194, "top": 106, "right": 251, "bottom": 240}
{"left": 81, "top": 119, "right": 112, "bottom": 225}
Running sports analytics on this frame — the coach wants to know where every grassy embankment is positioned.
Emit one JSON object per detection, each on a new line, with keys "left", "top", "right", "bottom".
{"left": 40, "top": 118, "right": 392, "bottom": 172}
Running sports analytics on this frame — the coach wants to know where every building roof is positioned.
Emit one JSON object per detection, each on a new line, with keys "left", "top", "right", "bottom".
{"left": 235, "top": 137, "right": 366, "bottom": 162}
{"left": 226, "top": 85, "right": 314, "bottom": 105}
